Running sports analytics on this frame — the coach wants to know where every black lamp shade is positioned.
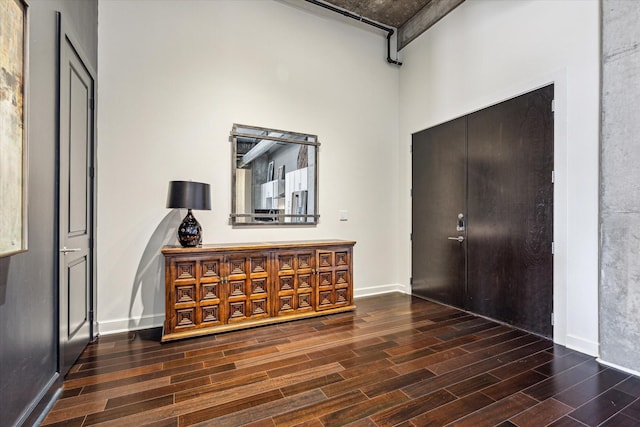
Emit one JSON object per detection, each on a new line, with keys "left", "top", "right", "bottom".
{"left": 166, "top": 181, "right": 211, "bottom": 210}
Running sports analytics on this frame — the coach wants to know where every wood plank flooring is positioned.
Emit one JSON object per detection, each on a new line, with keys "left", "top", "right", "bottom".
{"left": 42, "top": 293, "right": 640, "bottom": 426}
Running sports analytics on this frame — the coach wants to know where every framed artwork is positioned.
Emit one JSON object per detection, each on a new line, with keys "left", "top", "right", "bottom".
{"left": 0, "top": 0, "right": 29, "bottom": 257}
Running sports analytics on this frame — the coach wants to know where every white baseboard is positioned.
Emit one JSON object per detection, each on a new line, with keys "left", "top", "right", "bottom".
{"left": 97, "top": 313, "right": 164, "bottom": 335}
{"left": 354, "top": 283, "right": 410, "bottom": 298}
{"left": 565, "top": 334, "right": 599, "bottom": 357}
{"left": 597, "top": 358, "right": 640, "bottom": 377}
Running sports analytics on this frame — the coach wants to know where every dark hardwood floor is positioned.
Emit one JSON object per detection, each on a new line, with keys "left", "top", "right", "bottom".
{"left": 42, "top": 293, "right": 640, "bottom": 426}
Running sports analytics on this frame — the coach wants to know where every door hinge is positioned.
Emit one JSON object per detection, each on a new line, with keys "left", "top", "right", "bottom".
{"left": 551, "top": 312, "right": 555, "bottom": 326}
{"left": 89, "top": 166, "right": 95, "bottom": 179}
{"left": 551, "top": 170, "right": 555, "bottom": 183}
{"left": 410, "top": 277, "right": 413, "bottom": 285}
{"left": 551, "top": 99, "right": 555, "bottom": 112}
{"left": 410, "top": 144, "right": 413, "bottom": 153}
{"left": 410, "top": 188, "right": 413, "bottom": 197}
{"left": 90, "top": 98, "right": 95, "bottom": 110}
{"left": 89, "top": 309, "right": 94, "bottom": 323}
{"left": 551, "top": 241, "right": 555, "bottom": 254}
{"left": 410, "top": 233, "right": 413, "bottom": 241}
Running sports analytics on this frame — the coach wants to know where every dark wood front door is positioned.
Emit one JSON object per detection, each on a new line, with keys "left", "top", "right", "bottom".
{"left": 411, "top": 117, "right": 466, "bottom": 308}
{"left": 412, "top": 85, "right": 554, "bottom": 338}
{"left": 466, "top": 86, "right": 554, "bottom": 337}
{"left": 58, "top": 18, "right": 95, "bottom": 375}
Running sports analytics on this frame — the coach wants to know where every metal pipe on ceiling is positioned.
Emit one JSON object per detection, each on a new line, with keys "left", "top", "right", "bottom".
{"left": 303, "top": 0, "right": 403, "bottom": 66}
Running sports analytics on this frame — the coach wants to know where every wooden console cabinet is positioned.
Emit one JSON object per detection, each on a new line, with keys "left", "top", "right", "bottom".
{"left": 161, "top": 240, "right": 355, "bottom": 342}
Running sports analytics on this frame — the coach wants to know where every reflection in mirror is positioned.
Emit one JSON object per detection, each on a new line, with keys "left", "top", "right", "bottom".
{"left": 230, "top": 124, "right": 319, "bottom": 225}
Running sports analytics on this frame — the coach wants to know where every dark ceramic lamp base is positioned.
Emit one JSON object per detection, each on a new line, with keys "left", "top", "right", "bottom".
{"left": 177, "top": 209, "right": 202, "bottom": 247}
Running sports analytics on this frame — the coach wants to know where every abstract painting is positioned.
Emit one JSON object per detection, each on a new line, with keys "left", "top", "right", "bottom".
{"left": 0, "top": 0, "right": 28, "bottom": 257}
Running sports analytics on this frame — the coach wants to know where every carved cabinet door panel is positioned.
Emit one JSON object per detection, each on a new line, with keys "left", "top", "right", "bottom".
{"left": 315, "top": 248, "right": 352, "bottom": 311}
{"left": 294, "top": 251, "right": 315, "bottom": 313}
{"left": 275, "top": 250, "right": 315, "bottom": 316}
{"left": 166, "top": 255, "right": 224, "bottom": 332}
{"left": 224, "top": 252, "right": 270, "bottom": 323}
{"left": 169, "top": 259, "right": 198, "bottom": 331}
{"left": 197, "top": 257, "right": 224, "bottom": 328}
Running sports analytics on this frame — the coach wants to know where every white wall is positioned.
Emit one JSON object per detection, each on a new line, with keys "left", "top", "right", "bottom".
{"left": 97, "top": 0, "right": 400, "bottom": 333}
{"left": 98, "top": 0, "right": 601, "bottom": 357}
{"left": 398, "top": 0, "right": 600, "bottom": 355}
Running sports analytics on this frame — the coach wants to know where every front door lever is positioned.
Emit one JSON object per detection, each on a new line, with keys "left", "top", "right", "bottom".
{"left": 447, "top": 236, "right": 465, "bottom": 242}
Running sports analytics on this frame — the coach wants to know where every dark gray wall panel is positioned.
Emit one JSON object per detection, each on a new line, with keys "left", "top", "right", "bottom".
{"left": 0, "top": 1, "right": 97, "bottom": 425}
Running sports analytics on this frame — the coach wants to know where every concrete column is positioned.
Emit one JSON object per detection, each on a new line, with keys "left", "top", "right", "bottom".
{"left": 600, "top": 0, "right": 640, "bottom": 371}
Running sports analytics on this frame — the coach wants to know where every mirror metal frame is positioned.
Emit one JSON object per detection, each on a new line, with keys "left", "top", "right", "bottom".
{"left": 229, "top": 123, "right": 320, "bottom": 226}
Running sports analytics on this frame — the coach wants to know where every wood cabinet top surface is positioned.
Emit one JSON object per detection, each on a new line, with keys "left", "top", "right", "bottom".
{"left": 162, "top": 239, "right": 356, "bottom": 255}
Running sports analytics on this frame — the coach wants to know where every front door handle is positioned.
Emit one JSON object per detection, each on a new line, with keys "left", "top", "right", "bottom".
{"left": 447, "top": 236, "right": 465, "bottom": 242}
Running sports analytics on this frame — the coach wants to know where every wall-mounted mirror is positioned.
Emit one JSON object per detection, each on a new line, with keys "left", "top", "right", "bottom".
{"left": 230, "top": 124, "right": 319, "bottom": 225}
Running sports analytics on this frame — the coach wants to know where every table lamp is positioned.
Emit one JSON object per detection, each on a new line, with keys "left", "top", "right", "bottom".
{"left": 166, "top": 180, "right": 211, "bottom": 247}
